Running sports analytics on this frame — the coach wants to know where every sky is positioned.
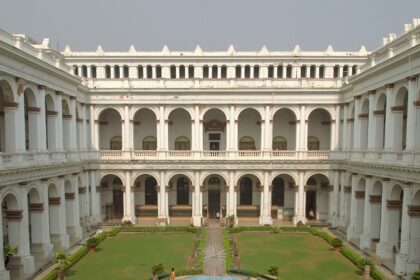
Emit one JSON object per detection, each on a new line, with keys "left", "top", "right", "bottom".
{"left": 0, "top": 0, "right": 419, "bottom": 52}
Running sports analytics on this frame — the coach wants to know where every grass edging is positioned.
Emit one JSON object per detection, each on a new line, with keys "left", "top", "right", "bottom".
{"left": 228, "top": 226, "right": 385, "bottom": 280}
{"left": 223, "top": 228, "right": 232, "bottom": 271}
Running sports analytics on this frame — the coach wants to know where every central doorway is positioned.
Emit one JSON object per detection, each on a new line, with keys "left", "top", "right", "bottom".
{"left": 208, "top": 190, "right": 221, "bottom": 218}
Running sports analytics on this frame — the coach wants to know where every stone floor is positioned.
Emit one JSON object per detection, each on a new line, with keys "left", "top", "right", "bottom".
{"left": 203, "top": 220, "right": 226, "bottom": 276}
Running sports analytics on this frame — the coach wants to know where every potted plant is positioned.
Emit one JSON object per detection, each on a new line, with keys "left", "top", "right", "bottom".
{"left": 227, "top": 215, "right": 235, "bottom": 228}
{"left": 3, "top": 245, "right": 17, "bottom": 265}
{"left": 85, "top": 237, "right": 100, "bottom": 252}
{"left": 331, "top": 238, "right": 343, "bottom": 251}
{"left": 55, "top": 251, "right": 69, "bottom": 280}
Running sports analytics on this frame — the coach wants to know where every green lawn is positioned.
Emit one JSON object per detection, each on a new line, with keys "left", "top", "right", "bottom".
{"left": 236, "top": 232, "right": 361, "bottom": 280}
{"left": 67, "top": 232, "right": 194, "bottom": 280}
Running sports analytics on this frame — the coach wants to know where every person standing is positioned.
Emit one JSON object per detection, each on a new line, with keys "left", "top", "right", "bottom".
{"left": 170, "top": 268, "right": 175, "bottom": 280}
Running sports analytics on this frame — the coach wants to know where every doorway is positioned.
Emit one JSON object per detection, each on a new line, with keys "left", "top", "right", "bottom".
{"left": 113, "top": 189, "right": 124, "bottom": 219}
{"left": 306, "top": 191, "right": 316, "bottom": 220}
{"left": 209, "top": 133, "right": 220, "bottom": 150}
{"left": 208, "top": 190, "right": 221, "bottom": 218}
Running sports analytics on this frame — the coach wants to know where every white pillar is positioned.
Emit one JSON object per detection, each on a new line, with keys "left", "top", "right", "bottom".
{"left": 353, "top": 96, "right": 361, "bottom": 149}
{"left": 192, "top": 171, "right": 201, "bottom": 226}
{"left": 293, "top": 171, "right": 306, "bottom": 224}
{"left": 259, "top": 171, "right": 272, "bottom": 225}
{"left": 384, "top": 84, "right": 395, "bottom": 150}
{"left": 49, "top": 179, "right": 70, "bottom": 250}
{"left": 367, "top": 91, "right": 376, "bottom": 150}
{"left": 360, "top": 176, "right": 373, "bottom": 249}
{"left": 377, "top": 180, "right": 392, "bottom": 259}
{"left": 35, "top": 85, "right": 47, "bottom": 151}
{"left": 158, "top": 171, "right": 168, "bottom": 223}
{"left": 332, "top": 105, "right": 340, "bottom": 150}
{"left": 342, "top": 104, "right": 349, "bottom": 150}
{"left": 329, "top": 171, "right": 340, "bottom": 226}
{"left": 55, "top": 92, "right": 64, "bottom": 151}
{"left": 65, "top": 176, "right": 82, "bottom": 243}
{"left": 81, "top": 104, "right": 87, "bottom": 150}
{"left": 69, "top": 97, "right": 77, "bottom": 150}
{"left": 228, "top": 171, "right": 236, "bottom": 217}
{"left": 90, "top": 170, "right": 100, "bottom": 224}
{"left": 405, "top": 76, "right": 418, "bottom": 151}
{"left": 123, "top": 105, "right": 130, "bottom": 150}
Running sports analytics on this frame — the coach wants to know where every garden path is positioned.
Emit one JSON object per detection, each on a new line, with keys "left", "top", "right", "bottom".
{"left": 203, "top": 223, "right": 226, "bottom": 276}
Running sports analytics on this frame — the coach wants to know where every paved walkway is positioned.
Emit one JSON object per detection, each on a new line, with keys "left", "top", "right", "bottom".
{"left": 203, "top": 222, "right": 226, "bottom": 276}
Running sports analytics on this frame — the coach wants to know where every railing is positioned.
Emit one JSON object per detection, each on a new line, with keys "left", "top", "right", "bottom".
{"left": 132, "top": 150, "right": 157, "bottom": 158}
{"left": 168, "top": 150, "right": 192, "bottom": 158}
{"left": 238, "top": 151, "right": 262, "bottom": 158}
{"left": 272, "top": 150, "right": 296, "bottom": 159}
{"left": 202, "top": 151, "right": 227, "bottom": 159}
{"left": 307, "top": 151, "right": 330, "bottom": 159}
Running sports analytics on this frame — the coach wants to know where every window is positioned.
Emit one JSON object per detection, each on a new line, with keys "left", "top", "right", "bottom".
{"left": 239, "top": 136, "right": 255, "bottom": 150}
{"left": 105, "top": 65, "right": 111, "bottom": 78}
{"left": 188, "top": 65, "right": 194, "bottom": 78}
{"left": 175, "top": 136, "right": 190, "bottom": 150}
{"left": 268, "top": 65, "right": 274, "bottom": 78}
{"left": 179, "top": 65, "right": 185, "bottom": 78}
{"left": 123, "top": 65, "right": 129, "bottom": 78}
{"left": 114, "top": 66, "right": 120, "bottom": 78}
{"left": 310, "top": 65, "right": 316, "bottom": 78}
{"left": 145, "top": 177, "right": 157, "bottom": 205}
{"left": 286, "top": 65, "right": 292, "bottom": 78}
{"left": 203, "top": 65, "right": 209, "bottom": 78}
{"left": 352, "top": 65, "right": 357, "bottom": 76}
{"left": 170, "top": 65, "right": 176, "bottom": 78}
{"left": 212, "top": 65, "right": 218, "bottom": 78}
{"left": 244, "top": 65, "right": 250, "bottom": 78}
{"left": 138, "top": 65, "right": 144, "bottom": 78}
{"left": 319, "top": 65, "right": 325, "bottom": 78}
{"left": 221, "top": 65, "right": 227, "bottom": 78}
{"left": 146, "top": 65, "right": 153, "bottom": 78}
{"left": 82, "top": 65, "right": 88, "bottom": 77}
{"left": 235, "top": 65, "right": 241, "bottom": 78}
{"left": 254, "top": 65, "right": 259, "bottom": 78}
{"left": 156, "top": 65, "right": 162, "bottom": 78}
{"left": 277, "top": 65, "right": 283, "bottom": 78}
{"left": 110, "top": 136, "right": 122, "bottom": 150}
{"left": 272, "top": 136, "right": 287, "bottom": 150}
{"left": 240, "top": 177, "right": 253, "bottom": 205}
{"left": 73, "top": 65, "right": 79, "bottom": 76}
{"left": 301, "top": 65, "right": 307, "bottom": 78}
{"left": 343, "top": 65, "right": 349, "bottom": 77}
{"left": 307, "top": 136, "right": 320, "bottom": 150}
{"left": 333, "top": 65, "right": 339, "bottom": 78}
{"left": 91, "top": 65, "right": 97, "bottom": 78}
{"left": 209, "top": 133, "right": 220, "bottom": 140}
{"left": 143, "top": 136, "right": 157, "bottom": 150}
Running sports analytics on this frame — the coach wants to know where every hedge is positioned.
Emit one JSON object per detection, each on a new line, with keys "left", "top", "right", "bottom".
{"left": 229, "top": 268, "right": 285, "bottom": 280}
{"left": 120, "top": 226, "right": 198, "bottom": 233}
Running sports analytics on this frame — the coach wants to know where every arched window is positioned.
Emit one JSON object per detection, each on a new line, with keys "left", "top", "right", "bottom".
{"left": 175, "top": 136, "right": 190, "bottom": 150}
{"left": 307, "top": 136, "right": 320, "bottom": 151}
{"left": 273, "top": 136, "right": 287, "bottom": 150}
{"left": 176, "top": 177, "right": 189, "bottom": 205}
{"left": 145, "top": 177, "right": 157, "bottom": 205}
{"left": 212, "top": 65, "right": 218, "bottom": 78}
{"left": 143, "top": 136, "right": 157, "bottom": 150}
{"left": 272, "top": 177, "right": 285, "bottom": 207}
{"left": 244, "top": 65, "right": 251, "bottom": 78}
{"left": 240, "top": 177, "right": 253, "bottom": 205}
{"left": 105, "top": 65, "right": 111, "bottom": 78}
{"left": 239, "top": 136, "right": 255, "bottom": 150}
{"left": 110, "top": 136, "right": 122, "bottom": 150}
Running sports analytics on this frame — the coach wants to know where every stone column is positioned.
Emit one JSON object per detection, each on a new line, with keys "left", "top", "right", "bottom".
{"left": 384, "top": 84, "right": 395, "bottom": 150}
{"left": 259, "top": 171, "right": 272, "bottom": 225}
{"left": 332, "top": 105, "right": 340, "bottom": 150}
{"left": 367, "top": 91, "right": 376, "bottom": 150}
{"left": 377, "top": 180, "right": 392, "bottom": 259}
{"left": 69, "top": 97, "right": 77, "bottom": 150}
{"left": 228, "top": 171, "right": 236, "bottom": 218}
{"left": 405, "top": 76, "right": 418, "bottom": 152}
{"left": 123, "top": 171, "right": 135, "bottom": 222}
{"left": 262, "top": 105, "right": 271, "bottom": 152}
{"left": 123, "top": 105, "right": 130, "bottom": 150}
{"left": 65, "top": 176, "right": 82, "bottom": 243}
{"left": 192, "top": 171, "right": 201, "bottom": 227}
{"left": 35, "top": 85, "right": 47, "bottom": 151}
{"left": 90, "top": 105, "right": 98, "bottom": 150}
{"left": 81, "top": 104, "right": 87, "bottom": 150}
{"left": 347, "top": 174, "right": 359, "bottom": 241}
{"left": 342, "top": 104, "right": 349, "bottom": 151}
{"left": 90, "top": 170, "right": 100, "bottom": 224}
{"left": 353, "top": 96, "right": 362, "bottom": 149}
{"left": 157, "top": 170, "right": 168, "bottom": 224}
{"left": 360, "top": 176, "right": 373, "bottom": 249}
{"left": 55, "top": 92, "right": 64, "bottom": 151}
{"left": 49, "top": 178, "right": 70, "bottom": 251}
{"left": 293, "top": 170, "right": 306, "bottom": 225}
{"left": 329, "top": 170, "right": 340, "bottom": 227}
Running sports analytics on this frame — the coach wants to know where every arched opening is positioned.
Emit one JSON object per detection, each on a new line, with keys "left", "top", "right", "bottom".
{"left": 168, "top": 175, "right": 192, "bottom": 219}
{"left": 133, "top": 175, "right": 158, "bottom": 222}
{"left": 27, "top": 188, "right": 43, "bottom": 265}
{"left": 375, "top": 94, "right": 387, "bottom": 150}
{"left": 393, "top": 87, "right": 408, "bottom": 150}
{"left": 353, "top": 178, "right": 366, "bottom": 237}
{"left": 307, "top": 136, "right": 320, "bottom": 151}
{"left": 202, "top": 175, "right": 227, "bottom": 220}
{"left": 236, "top": 175, "right": 261, "bottom": 220}
{"left": 203, "top": 109, "right": 227, "bottom": 151}
{"left": 98, "top": 108, "right": 122, "bottom": 150}
{"left": 100, "top": 175, "right": 124, "bottom": 223}
{"left": 168, "top": 109, "right": 191, "bottom": 150}
{"left": 271, "top": 174, "right": 296, "bottom": 221}
{"left": 305, "top": 174, "right": 330, "bottom": 222}
{"left": 175, "top": 136, "right": 190, "bottom": 150}
{"left": 239, "top": 136, "right": 255, "bottom": 150}
{"left": 133, "top": 109, "right": 157, "bottom": 150}
{"left": 238, "top": 108, "right": 261, "bottom": 150}
{"left": 45, "top": 94, "right": 56, "bottom": 150}
{"left": 308, "top": 108, "right": 331, "bottom": 150}
{"left": 0, "top": 79, "right": 15, "bottom": 152}
{"left": 386, "top": 185, "right": 403, "bottom": 254}
{"left": 370, "top": 181, "right": 382, "bottom": 246}
{"left": 61, "top": 99, "right": 71, "bottom": 150}
{"left": 24, "top": 88, "right": 38, "bottom": 151}
{"left": 359, "top": 99, "right": 369, "bottom": 149}
{"left": 273, "top": 108, "right": 296, "bottom": 150}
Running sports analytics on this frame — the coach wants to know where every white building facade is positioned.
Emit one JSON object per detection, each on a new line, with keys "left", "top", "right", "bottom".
{"left": 0, "top": 19, "right": 420, "bottom": 279}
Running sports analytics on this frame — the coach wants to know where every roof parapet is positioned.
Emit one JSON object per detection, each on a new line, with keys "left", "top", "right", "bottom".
{"left": 227, "top": 44, "right": 235, "bottom": 55}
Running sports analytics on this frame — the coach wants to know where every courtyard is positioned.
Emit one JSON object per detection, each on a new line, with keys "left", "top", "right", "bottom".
{"left": 66, "top": 232, "right": 195, "bottom": 280}
{"left": 234, "top": 232, "right": 361, "bottom": 279}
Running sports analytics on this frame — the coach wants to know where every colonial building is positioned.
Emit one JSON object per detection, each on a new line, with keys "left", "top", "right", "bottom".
{"left": 0, "top": 19, "right": 420, "bottom": 279}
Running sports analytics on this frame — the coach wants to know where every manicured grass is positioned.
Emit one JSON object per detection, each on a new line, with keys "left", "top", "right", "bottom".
{"left": 66, "top": 232, "right": 194, "bottom": 280}
{"left": 236, "top": 232, "right": 361, "bottom": 280}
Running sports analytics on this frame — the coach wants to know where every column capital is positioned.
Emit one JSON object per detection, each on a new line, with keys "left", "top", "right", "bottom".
{"left": 37, "top": 85, "right": 47, "bottom": 91}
